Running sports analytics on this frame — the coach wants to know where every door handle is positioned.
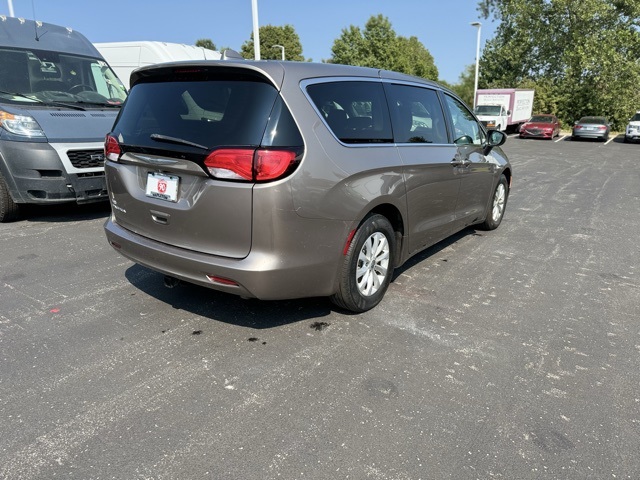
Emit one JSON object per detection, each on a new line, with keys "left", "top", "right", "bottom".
{"left": 450, "top": 158, "right": 470, "bottom": 167}
{"left": 150, "top": 210, "right": 170, "bottom": 225}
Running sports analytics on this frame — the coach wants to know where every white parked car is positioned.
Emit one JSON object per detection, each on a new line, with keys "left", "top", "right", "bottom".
{"left": 625, "top": 111, "right": 640, "bottom": 143}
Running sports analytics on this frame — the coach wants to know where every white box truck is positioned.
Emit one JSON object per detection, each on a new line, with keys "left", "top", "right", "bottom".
{"left": 94, "top": 41, "right": 222, "bottom": 89}
{"left": 474, "top": 88, "right": 535, "bottom": 132}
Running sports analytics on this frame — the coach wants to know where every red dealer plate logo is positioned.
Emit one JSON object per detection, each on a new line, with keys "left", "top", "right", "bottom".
{"left": 145, "top": 172, "right": 179, "bottom": 202}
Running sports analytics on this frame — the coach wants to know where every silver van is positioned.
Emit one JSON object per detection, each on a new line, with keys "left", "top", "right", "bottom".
{"left": 0, "top": 17, "right": 127, "bottom": 221}
{"left": 103, "top": 61, "right": 511, "bottom": 312}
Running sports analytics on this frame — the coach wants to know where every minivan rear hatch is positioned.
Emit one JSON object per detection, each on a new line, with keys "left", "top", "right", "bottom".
{"left": 106, "top": 64, "right": 302, "bottom": 258}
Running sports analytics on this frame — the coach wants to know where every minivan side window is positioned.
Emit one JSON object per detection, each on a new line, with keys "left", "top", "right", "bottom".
{"left": 385, "top": 84, "right": 448, "bottom": 144}
{"left": 306, "top": 81, "right": 393, "bottom": 144}
{"left": 443, "top": 94, "right": 486, "bottom": 146}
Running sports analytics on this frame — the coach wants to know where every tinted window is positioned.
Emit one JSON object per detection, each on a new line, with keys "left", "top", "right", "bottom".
{"left": 385, "top": 84, "right": 448, "bottom": 144}
{"left": 306, "top": 81, "right": 393, "bottom": 144}
{"left": 113, "top": 79, "right": 293, "bottom": 152}
{"left": 444, "top": 94, "right": 486, "bottom": 145}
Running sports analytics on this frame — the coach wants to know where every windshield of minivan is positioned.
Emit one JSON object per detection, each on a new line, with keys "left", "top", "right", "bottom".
{"left": 0, "top": 47, "right": 127, "bottom": 106}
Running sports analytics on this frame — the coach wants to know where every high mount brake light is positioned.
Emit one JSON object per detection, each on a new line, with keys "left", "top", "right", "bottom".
{"left": 104, "top": 134, "right": 121, "bottom": 161}
{"left": 173, "top": 68, "right": 204, "bottom": 74}
{"left": 204, "top": 148, "right": 297, "bottom": 182}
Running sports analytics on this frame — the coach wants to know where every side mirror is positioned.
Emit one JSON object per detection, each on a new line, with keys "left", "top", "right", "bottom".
{"left": 483, "top": 130, "right": 507, "bottom": 155}
{"left": 507, "top": 110, "right": 512, "bottom": 116}
{"left": 454, "top": 135, "right": 474, "bottom": 146}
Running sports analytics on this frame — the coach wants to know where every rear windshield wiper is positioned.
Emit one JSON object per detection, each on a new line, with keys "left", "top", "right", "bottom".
{"left": 150, "top": 134, "right": 209, "bottom": 151}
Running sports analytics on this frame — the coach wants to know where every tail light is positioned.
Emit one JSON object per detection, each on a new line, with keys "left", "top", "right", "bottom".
{"left": 204, "top": 148, "right": 298, "bottom": 182}
{"left": 204, "top": 148, "right": 254, "bottom": 180}
{"left": 105, "top": 134, "right": 121, "bottom": 162}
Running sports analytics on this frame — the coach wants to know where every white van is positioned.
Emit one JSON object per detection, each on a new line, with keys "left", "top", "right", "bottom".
{"left": 94, "top": 41, "right": 222, "bottom": 89}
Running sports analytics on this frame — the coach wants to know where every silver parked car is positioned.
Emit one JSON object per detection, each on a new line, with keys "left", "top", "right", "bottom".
{"left": 103, "top": 61, "right": 511, "bottom": 312}
{"left": 571, "top": 116, "right": 611, "bottom": 141}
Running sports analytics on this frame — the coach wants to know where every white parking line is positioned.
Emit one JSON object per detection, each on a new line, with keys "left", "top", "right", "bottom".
{"left": 604, "top": 135, "right": 618, "bottom": 145}
{"left": 555, "top": 134, "right": 570, "bottom": 143}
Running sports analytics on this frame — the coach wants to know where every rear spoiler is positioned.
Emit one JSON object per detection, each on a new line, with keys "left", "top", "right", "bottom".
{"left": 221, "top": 49, "right": 244, "bottom": 60}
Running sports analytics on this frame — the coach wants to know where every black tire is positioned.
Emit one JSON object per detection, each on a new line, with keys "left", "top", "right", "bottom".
{"left": 0, "top": 174, "right": 19, "bottom": 223}
{"left": 331, "top": 214, "right": 396, "bottom": 313}
{"left": 479, "top": 174, "right": 509, "bottom": 231}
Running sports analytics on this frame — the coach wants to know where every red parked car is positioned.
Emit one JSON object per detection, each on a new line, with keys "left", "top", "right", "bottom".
{"left": 519, "top": 114, "right": 561, "bottom": 139}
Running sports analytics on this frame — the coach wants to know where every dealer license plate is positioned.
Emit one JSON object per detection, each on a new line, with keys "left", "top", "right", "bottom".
{"left": 145, "top": 172, "right": 179, "bottom": 202}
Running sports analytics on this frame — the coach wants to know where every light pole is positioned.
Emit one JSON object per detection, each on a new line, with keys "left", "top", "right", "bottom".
{"left": 251, "top": 0, "right": 260, "bottom": 60}
{"left": 471, "top": 21, "right": 482, "bottom": 110}
{"left": 272, "top": 44, "right": 285, "bottom": 61}
{"left": 7, "top": 0, "right": 14, "bottom": 16}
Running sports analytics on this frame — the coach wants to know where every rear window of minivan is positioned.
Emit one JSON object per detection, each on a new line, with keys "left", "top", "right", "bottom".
{"left": 113, "top": 77, "right": 301, "bottom": 153}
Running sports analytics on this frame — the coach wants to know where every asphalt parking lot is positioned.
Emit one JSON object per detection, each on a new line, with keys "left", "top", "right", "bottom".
{"left": 1, "top": 135, "right": 639, "bottom": 479}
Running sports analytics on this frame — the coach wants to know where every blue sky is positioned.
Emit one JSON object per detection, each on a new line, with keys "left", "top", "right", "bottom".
{"left": 2, "top": 0, "right": 497, "bottom": 84}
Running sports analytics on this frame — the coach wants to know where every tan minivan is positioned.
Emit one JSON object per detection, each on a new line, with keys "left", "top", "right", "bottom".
{"left": 104, "top": 61, "right": 511, "bottom": 312}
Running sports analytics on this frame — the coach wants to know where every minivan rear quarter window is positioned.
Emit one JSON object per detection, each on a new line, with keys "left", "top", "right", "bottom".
{"left": 306, "top": 81, "right": 393, "bottom": 144}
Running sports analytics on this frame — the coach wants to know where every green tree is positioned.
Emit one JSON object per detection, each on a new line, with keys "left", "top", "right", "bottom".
{"left": 448, "top": 64, "right": 476, "bottom": 106}
{"left": 195, "top": 38, "right": 217, "bottom": 51}
{"left": 393, "top": 36, "right": 438, "bottom": 81}
{"left": 240, "top": 25, "right": 306, "bottom": 61}
{"left": 329, "top": 15, "right": 439, "bottom": 81}
{"left": 477, "top": 0, "right": 640, "bottom": 129}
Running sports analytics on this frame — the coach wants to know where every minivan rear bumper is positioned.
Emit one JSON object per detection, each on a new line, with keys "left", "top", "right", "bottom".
{"left": 104, "top": 215, "right": 348, "bottom": 301}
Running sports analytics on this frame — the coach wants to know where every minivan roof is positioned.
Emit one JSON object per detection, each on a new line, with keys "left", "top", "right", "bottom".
{"left": 0, "top": 16, "right": 101, "bottom": 58}
{"left": 129, "top": 60, "right": 443, "bottom": 91}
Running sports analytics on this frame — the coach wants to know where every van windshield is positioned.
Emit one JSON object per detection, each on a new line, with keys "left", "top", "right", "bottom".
{"left": 474, "top": 105, "right": 503, "bottom": 115}
{"left": 0, "top": 47, "right": 127, "bottom": 107}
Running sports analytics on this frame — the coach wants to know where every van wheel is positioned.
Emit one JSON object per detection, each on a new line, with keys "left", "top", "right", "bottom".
{"left": 331, "top": 214, "right": 395, "bottom": 313}
{"left": 479, "top": 174, "right": 508, "bottom": 231}
{"left": 0, "top": 174, "right": 19, "bottom": 223}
